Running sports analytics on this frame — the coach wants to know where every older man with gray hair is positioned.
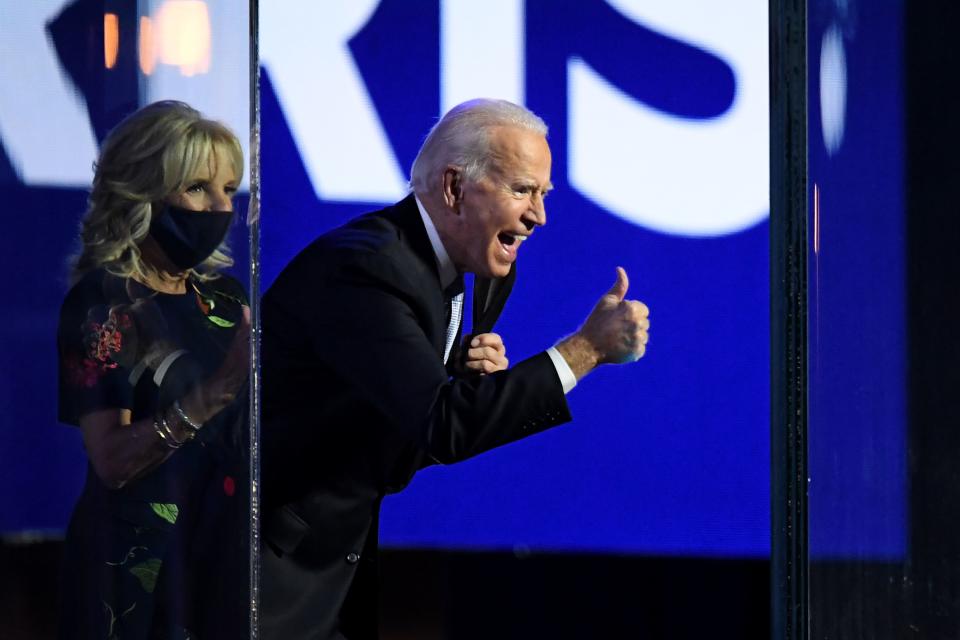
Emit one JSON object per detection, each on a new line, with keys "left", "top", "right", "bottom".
{"left": 260, "top": 98, "right": 650, "bottom": 639}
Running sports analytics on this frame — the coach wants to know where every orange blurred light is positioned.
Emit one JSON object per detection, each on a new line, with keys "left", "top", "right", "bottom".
{"left": 155, "top": 0, "right": 211, "bottom": 77}
{"left": 139, "top": 16, "right": 156, "bottom": 75}
{"left": 103, "top": 13, "right": 119, "bottom": 69}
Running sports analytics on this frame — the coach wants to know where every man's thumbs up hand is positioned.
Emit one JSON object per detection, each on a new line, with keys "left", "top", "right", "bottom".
{"left": 556, "top": 267, "right": 650, "bottom": 379}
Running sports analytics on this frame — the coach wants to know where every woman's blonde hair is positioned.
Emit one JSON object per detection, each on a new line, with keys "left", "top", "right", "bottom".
{"left": 71, "top": 100, "right": 244, "bottom": 283}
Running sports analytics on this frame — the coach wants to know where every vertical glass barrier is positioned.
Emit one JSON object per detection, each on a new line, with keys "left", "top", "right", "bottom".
{"left": 0, "top": 2, "right": 254, "bottom": 637}
{"left": 806, "top": 1, "right": 908, "bottom": 637}
{"left": 805, "top": 2, "right": 960, "bottom": 637}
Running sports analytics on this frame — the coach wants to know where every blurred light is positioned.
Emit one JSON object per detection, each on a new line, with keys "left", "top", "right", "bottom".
{"left": 155, "top": 0, "right": 212, "bottom": 77}
{"left": 820, "top": 24, "right": 847, "bottom": 155}
{"left": 139, "top": 16, "right": 156, "bottom": 75}
{"left": 103, "top": 13, "right": 119, "bottom": 69}
{"left": 813, "top": 182, "right": 820, "bottom": 254}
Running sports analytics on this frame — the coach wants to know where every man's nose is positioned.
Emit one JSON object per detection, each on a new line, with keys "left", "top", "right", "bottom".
{"left": 527, "top": 201, "right": 546, "bottom": 228}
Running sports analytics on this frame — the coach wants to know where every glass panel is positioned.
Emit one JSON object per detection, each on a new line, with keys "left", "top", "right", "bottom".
{"left": 806, "top": 1, "right": 960, "bottom": 636}
{"left": 807, "top": 1, "right": 909, "bottom": 637}
{"left": 0, "top": 1, "right": 254, "bottom": 637}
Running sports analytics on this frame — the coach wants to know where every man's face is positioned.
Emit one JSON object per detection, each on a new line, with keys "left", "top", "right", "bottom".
{"left": 448, "top": 126, "right": 553, "bottom": 278}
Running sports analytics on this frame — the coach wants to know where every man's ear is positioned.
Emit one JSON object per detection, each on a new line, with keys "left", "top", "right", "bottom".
{"left": 442, "top": 167, "right": 463, "bottom": 211}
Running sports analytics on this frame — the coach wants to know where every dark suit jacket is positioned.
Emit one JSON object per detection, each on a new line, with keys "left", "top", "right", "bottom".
{"left": 260, "top": 195, "right": 572, "bottom": 639}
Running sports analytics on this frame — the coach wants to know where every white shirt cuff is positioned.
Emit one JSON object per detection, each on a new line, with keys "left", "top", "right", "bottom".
{"left": 546, "top": 346, "right": 577, "bottom": 394}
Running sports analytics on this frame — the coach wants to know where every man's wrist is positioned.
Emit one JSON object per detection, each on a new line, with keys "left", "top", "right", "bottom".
{"left": 554, "top": 333, "right": 601, "bottom": 381}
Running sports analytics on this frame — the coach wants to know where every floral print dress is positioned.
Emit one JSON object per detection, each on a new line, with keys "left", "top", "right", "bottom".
{"left": 57, "top": 270, "right": 249, "bottom": 639}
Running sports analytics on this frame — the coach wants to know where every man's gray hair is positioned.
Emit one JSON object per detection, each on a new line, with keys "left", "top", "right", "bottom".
{"left": 409, "top": 98, "right": 548, "bottom": 192}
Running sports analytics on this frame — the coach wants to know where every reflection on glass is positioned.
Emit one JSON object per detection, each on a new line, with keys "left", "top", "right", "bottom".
{"left": 103, "top": 13, "right": 119, "bottom": 69}
{"left": 139, "top": 16, "right": 158, "bottom": 76}
{"left": 158, "top": 1, "right": 211, "bottom": 73}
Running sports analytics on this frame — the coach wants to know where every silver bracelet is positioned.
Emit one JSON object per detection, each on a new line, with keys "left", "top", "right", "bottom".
{"left": 159, "top": 414, "right": 184, "bottom": 448}
{"left": 152, "top": 414, "right": 180, "bottom": 449}
{"left": 165, "top": 411, "right": 194, "bottom": 446}
{"left": 158, "top": 412, "right": 193, "bottom": 449}
{"left": 172, "top": 399, "right": 203, "bottom": 431}
{"left": 166, "top": 406, "right": 196, "bottom": 445}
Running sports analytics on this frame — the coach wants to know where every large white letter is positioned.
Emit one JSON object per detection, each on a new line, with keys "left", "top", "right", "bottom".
{"left": 568, "top": 0, "right": 769, "bottom": 237}
{"left": 441, "top": 0, "right": 524, "bottom": 111}
{"left": 260, "top": 1, "right": 407, "bottom": 202}
{"left": 0, "top": 2, "right": 99, "bottom": 187}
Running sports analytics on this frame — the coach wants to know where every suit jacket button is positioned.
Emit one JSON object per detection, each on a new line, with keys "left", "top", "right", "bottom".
{"left": 346, "top": 552, "right": 360, "bottom": 564}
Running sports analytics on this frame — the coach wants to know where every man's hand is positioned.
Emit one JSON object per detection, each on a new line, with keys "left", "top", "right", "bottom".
{"left": 463, "top": 333, "right": 509, "bottom": 375}
{"left": 556, "top": 267, "right": 649, "bottom": 380}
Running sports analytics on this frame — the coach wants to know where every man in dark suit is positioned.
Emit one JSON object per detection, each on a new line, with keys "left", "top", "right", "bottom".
{"left": 260, "top": 99, "right": 650, "bottom": 639}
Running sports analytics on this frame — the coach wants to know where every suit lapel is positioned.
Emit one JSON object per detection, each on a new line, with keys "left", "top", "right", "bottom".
{"left": 472, "top": 264, "right": 516, "bottom": 335}
{"left": 385, "top": 195, "right": 448, "bottom": 359}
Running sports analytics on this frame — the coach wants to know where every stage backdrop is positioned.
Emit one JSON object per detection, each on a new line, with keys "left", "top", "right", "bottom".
{"left": 259, "top": 0, "right": 771, "bottom": 557}
{"left": 1, "top": 0, "right": 777, "bottom": 559}
{"left": 2, "top": 0, "right": 909, "bottom": 561}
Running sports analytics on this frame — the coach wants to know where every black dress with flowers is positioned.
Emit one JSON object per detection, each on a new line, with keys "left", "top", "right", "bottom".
{"left": 57, "top": 269, "right": 249, "bottom": 640}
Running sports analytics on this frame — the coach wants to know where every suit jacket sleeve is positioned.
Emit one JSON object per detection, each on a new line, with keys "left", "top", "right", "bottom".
{"left": 299, "top": 252, "right": 571, "bottom": 464}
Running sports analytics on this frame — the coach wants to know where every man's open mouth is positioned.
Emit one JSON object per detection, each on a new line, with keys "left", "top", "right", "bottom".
{"left": 497, "top": 232, "right": 527, "bottom": 247}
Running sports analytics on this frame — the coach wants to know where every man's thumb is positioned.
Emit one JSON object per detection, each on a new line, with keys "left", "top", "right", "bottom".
{"left": 606, "top": 266, "right": 629, "bottom": 301}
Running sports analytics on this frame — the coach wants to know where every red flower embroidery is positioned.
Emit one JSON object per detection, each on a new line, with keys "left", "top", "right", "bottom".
{"left": 89, "top": 321, "right": 121, "bottom": 364}
{"left": 71, "top": 309, "right": 134, "bottom": 387}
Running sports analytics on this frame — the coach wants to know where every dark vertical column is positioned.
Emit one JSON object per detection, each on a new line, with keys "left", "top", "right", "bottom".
{"left": 906, "top": 4, "right": 960, "bottom": 636}
{"left": 770, "top": 1, "right": 808, "bottom": 639}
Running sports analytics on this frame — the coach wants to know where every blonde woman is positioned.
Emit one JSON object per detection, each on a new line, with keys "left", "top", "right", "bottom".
{"left": 57, "top": 101, "right": 250, "bottom": 639}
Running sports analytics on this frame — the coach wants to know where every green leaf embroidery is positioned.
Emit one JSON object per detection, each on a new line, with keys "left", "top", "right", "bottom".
{"left": 207, "top": 314, "right": 235, "bottom": 328}
{"left": 129, "top": 558, "right": 163, "bottom": 593}
{"left": 149, "top": 502, "right": 179, "bottom": 524}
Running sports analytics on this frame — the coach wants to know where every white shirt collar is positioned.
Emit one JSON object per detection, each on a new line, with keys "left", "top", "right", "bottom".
{"left": 414, "top": 194, "right": 459, "bottom": 289}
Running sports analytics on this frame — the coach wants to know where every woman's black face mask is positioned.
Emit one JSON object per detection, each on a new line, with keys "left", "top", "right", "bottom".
{"left": 149, "top": 204, "right": 234, "bottom": 270}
